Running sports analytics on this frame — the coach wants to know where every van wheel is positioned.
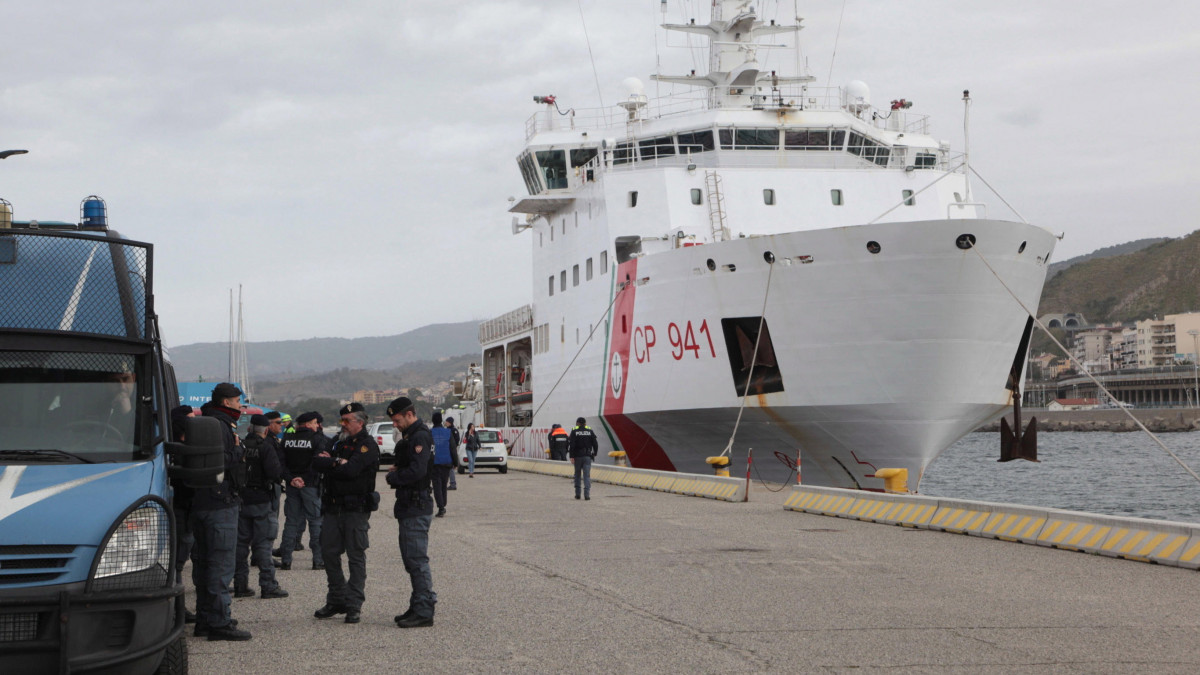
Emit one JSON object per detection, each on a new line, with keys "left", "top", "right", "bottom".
{"left": 499, "top": 466, "right": 508, "bottom": 474}
{"left": 155, "top": 635, "right": 187, "bottom": 675}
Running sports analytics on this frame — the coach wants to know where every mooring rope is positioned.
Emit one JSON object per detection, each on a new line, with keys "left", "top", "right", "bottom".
{"left": 971, "top": 246, "right": 1200, "bottom": 486}
{"left": 721, "top": 258, "right": 777, "bottom": 458}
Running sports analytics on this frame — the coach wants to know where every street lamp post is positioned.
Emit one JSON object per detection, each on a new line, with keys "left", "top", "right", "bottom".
{"left": 1189, "top": 329, "right": 1199, "bottom": 409}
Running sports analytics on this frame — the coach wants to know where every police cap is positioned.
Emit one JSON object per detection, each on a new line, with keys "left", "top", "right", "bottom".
{"left": 296, "top": 411, "right": 321, "bottom": 425}
{"left": 264, "top": 411, "right": 282, "bottom": 421}
{"left": 387, "top": 397, "right": 414, "bottom": 417}
{"left": 249, "top": 414, "right": 270, "bottom": 426}
{"left": 339, "top": 402, "right": 366, "bottom": 417}
{"left": 211, "top": 382, "right": 242, "bottom": 400}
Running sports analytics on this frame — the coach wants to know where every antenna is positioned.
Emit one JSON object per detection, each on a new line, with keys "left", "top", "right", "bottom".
{"left": 962, "top": 89, "right": 973, "bottom": 203}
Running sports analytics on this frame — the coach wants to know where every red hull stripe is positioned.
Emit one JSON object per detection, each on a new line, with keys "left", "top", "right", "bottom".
{"left": 603, "top": 413, "right": 676, "bottom": 472}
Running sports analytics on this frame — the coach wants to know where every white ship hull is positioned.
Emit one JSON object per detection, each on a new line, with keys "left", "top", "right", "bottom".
{"left": 489, "top": 217, "right": 1053, "bottom": 490}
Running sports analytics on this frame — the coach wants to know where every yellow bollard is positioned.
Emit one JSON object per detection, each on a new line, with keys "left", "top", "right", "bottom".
{"left": 608, "top": 450, "right": 627, "bottom": 467}
{"left": 876, "top": 468, "right": 909, "bottom": 494}
{"left": 705, "top": 456, "right": 730, "bottom": 477}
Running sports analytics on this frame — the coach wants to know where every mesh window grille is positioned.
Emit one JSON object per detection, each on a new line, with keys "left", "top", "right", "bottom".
{"left": 0, "top": 232, "right": 150, "bottom": 339}
{"left": 0, "top": 613, "right": 40, "bottom": 642}
{"left": 90, "top": 499, "right": 171, "bottom": 592}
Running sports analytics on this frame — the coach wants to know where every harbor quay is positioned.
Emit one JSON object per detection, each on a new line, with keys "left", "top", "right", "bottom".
{"left": 187, "top": 471, "right": 1200, "bottom": 674}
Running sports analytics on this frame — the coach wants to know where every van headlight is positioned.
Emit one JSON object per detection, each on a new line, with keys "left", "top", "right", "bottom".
{"left": 91, "top": 498, "right": 172, "bottom": 592}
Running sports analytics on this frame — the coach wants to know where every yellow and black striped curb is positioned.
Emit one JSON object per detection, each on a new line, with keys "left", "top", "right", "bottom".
{"left": 783, "top": 485, "right": 1200, "bottom": 569}
{"left": 507, "top": 457, "right": 746, "bottom": 502}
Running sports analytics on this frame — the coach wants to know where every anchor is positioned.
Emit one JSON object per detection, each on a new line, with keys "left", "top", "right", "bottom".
{"left": 1000, "top": 322, "right": 1038, "bottom": 462}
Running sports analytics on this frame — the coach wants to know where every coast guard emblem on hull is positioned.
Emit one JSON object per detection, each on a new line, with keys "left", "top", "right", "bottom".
{"left": 610, "top": 352, "right": 624, "bottom": 398}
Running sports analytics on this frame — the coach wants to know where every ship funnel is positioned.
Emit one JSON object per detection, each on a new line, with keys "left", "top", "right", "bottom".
{"left": 80, "top": 195, "right": 108, "bottom": 229}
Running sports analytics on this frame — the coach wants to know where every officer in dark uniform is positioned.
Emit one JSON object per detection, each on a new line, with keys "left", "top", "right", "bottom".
{"left": 277, "top": 411, "right": 328, "bottom": 570}
{"left": 233, "top": 415, "right": 287, "bottom": 599}
{"left": 548, "top": 423, "right": 569, "bottom": 461}
{"left": 193, "top": 383, "right": 252, "bottom": 641}
{"left": 569, "top": 416, "right": 598, "bottom": 500}
{"left": 385, "top": 396, "right": 437, "bottom": 628}
{"left": 263, "top": 411, "right": 286, "bottom": 540}
{"left": 312, "top": 402, "right": 380, "bottom": 624}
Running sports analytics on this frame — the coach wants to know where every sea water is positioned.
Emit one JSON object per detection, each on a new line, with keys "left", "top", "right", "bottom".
{"left": 921, "top": 431, "right": 1200, "bottom": 524}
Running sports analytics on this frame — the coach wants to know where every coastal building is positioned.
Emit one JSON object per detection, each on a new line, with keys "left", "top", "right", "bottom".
{"left": 351, "top": 388, "right": 402, "bottom": 405}
{"left": 1048, "top": 398, "right": 1098, "bottom": 411}
{"left": 1070, "top": 325, "right": 1124, "bottom": 373}
{"left": 1166, "top": 312, "right": 1200, "bottom": 363}
{"left": 1134, "top": 313, "right": 1200, "bottom": 367}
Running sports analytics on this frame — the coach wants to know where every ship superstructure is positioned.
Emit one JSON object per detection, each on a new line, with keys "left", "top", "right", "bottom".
{"left": 468, "top": 0, "right": 1055, "bottom": 490}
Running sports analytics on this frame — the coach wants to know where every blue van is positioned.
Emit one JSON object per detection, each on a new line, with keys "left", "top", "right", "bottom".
{"left": 0, "top": 199, "right": 222, "bottom": 674}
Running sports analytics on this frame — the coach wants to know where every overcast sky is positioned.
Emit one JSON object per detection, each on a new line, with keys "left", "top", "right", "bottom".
{"left": 5, "top": 1, "right": 1198, "bottom": 345}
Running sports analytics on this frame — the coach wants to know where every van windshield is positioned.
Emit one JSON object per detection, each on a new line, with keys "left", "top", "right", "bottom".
{"left": 0, "top": 351, "right": 142, "bottom": 462}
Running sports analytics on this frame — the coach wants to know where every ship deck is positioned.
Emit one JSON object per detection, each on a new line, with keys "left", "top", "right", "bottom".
{"left": 188, "top": 470, "right": 1200, "bottom": 673}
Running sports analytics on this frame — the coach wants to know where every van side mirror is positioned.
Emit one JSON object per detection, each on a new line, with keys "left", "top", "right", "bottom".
{"left": 166, "top": 416, "right": 225, "bottom": 488}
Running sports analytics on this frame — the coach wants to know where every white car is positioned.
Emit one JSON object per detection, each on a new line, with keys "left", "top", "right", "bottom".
{"left": 455, "top": 428, "right": 508, "bottom": 474}
{"left": 367, "top": 421, "right": 398, "bottom": 464}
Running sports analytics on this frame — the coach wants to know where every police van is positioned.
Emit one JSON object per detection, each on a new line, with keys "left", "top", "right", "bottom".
{"left": 0, "top": 197, "right": 223, "bottom": 674}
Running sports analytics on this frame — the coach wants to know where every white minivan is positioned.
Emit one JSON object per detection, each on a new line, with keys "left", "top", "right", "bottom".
{"left": 455, "top": 427, "right": 508, "bottom": 474}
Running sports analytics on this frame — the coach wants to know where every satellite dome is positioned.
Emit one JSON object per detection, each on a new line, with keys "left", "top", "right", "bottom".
{"left": 844, "top": 80, "right": 871, "bottom": 113}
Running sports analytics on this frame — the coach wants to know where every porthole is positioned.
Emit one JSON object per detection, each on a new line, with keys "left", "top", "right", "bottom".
{"left": 706, "top": 258, "right": 716, "bottom": 271}
{"left": 1018, "top": 241, "right": 1027, "bottom": 254}
{"left": 690, "top": 188, "right": 702, "bottom": 205}
{"left": 956, "top": 234, "right": 976, "bottom": 250}
{"left": 763, "top": 251, "right": 775, "bottom": 263}
{"left": 866, "top": 241, "right": 881, "bottom": 254}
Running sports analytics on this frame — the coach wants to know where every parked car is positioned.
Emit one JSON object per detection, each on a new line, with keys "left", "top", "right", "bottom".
{"left": 456, "top": 427, "right": 508, "bottom": 474}
{"left": 367, "top": 421, "right": 398, "bottom": 464}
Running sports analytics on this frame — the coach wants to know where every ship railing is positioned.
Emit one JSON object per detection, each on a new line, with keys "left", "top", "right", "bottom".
{"left": 479, "top": 304, "right": 534, "bottom": 345}
{"left": 524, "top": 85, "right": 932, "bottom": 139}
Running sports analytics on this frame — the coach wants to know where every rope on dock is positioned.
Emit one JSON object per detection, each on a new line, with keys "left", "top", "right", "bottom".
{"left": 972, "top": 246, "right": 1200, "bottom": 487}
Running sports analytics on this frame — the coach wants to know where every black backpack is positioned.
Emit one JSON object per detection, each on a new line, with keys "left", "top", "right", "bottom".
{"left": 242, "top": 434, "right": 266, "bottom": 490}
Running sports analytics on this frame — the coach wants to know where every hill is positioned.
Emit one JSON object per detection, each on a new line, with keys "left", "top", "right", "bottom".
{"left": 1046, "top": 237, "right": 1171, "bottom": 278}
{"left": 169, "top": 320, "right": 479, "bottom": 381}
{"left": 1039, "top": 231, "right": 1200, "bottom": 323}
{"left": 253, "top": 353, "right": 475, "bottom": 405}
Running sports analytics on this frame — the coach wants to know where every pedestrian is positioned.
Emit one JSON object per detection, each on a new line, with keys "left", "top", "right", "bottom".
{"left": 446, "top": 416, "right": 460, "bottom": 490}
{"left": 280, "top": 413, "right": 295, "bottom": 437}
{"left": 169, "top": 404, "right": 197, "bottom": 624}
{"left": 548, "top": 423, "right": 569, "bottom": 461}
{"left": 312, "top": 403, "right": 380, "bottom": 624}
{"left": 234, "top": 415, "right": 289, "bottom": 600}
{"left": 385, "top": 396, "right": 437, "bottom": 628}
{"left": 569, "top": 416, "right": 598, "bottom": 501}
{"left": 430, "top": 411, "right": 452, "bottom": 517}
{"left": 192, "top": 383, "right": 252, "bottom": 641}
{"left": 463, "top": 423, "right": 480, "bottom": 476}
{"left": 263, "top": 411, "right": 286, "bottom": 545}
{"left": 277, "top": 411, "right": 328, "bottom": 571}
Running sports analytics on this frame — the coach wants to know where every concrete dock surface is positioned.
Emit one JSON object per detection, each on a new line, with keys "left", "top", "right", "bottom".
{"left": 187, "top": 470, "right": 1200, "bottom": 674}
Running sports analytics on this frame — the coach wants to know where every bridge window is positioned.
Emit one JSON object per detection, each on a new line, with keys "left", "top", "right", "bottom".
{"left": 784, "top": 129, "right": 845, "bottom": 151}
{"left": 517, "top": 153, "right": 542, "bottom": 194}
{"left": 613, "top": 142, "right": 634, "bottom": 165}
{"left": 915, "top": 152, "right": 937, "bottom": 169}
{"left": 535, "top": 150, "right": 568, "bottom": 190}
{"left": 847, "top": 132, "right": 890, "bottom": 166}
{"left": 677, "top": 130, "right": 715, "bottom": 154}
{"left": 719, "top": 128, "right": 780, "bottom": 150}
{"left": 639, "top": 136, "right": 676, "bottom": 160}
{"left": 570, "top": 147, "right": 598, "bottom": 167}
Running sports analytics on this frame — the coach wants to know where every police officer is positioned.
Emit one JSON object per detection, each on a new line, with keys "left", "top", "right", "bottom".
{"left": 385, "top": 396, "right": 437, "bottom": 628}
{"left": 277, "top": 411, "right": 328, "bottom": 570}
{"left": 312, "top": 403, "right": 380, "bottom": 624}
{"left": 234, "top": 415, "right": 288, "bottom": 599}
{"left": 263, "top": 411, "right": 286, "bottom": 538}
{"left": 548, "top": 423, "right": 569, "bottom": 461}
{"left": 569, "top": 416, "right": 598, "bottom": 501}
{"left": 193, "top": 383, "right": 252, "bottom": 641}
